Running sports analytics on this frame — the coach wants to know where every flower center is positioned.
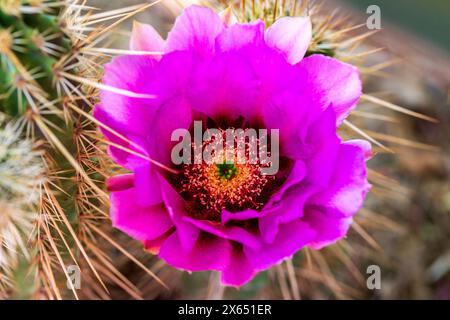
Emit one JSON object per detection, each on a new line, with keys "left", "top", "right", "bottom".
{"left": 216, "top": 161, "right": 238, "bottom": 180}
{"left": 181, "top": 160, "right": 271, "bottom": 220}
{"left": 179, "top": 129, "right": 274, "bottom": 221}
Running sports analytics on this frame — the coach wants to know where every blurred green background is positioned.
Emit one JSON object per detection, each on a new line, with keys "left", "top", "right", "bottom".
{"left": 343, "top": 0, "right": 450, "bottom": 54}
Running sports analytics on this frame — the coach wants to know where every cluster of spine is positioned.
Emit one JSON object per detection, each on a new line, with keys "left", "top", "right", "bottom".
{"left": 220, "top": 0, "right": 377, "bottom": 60}
{"left": 0, "top": 116, "right": 43, "bottom": 298}
{"left": 0, "top": 0, "right": 165, "bottom": 299}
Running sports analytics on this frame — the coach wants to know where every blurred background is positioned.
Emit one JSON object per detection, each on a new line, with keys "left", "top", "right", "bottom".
{"left": 90, "top": 0, "right": 450, "bottom": 299}
{"left": 331, "top": 0, "right": 450, "bottom": 299}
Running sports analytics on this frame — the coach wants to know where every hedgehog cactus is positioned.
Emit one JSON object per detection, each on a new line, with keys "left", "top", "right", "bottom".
{"left": 0, "top": 0, "right": 102, "bottom": 299}
{"left": 0, "top": 0, "right": 165, "bottom": 299}
{"left": 0, "top": 116, "right": 44, "bottom": 298}
{"left": 0, "top": 1, "right": 69, "bottom": 116}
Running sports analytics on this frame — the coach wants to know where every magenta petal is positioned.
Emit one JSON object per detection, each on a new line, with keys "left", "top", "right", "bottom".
{"left": 221, "top": 247, "right": 256, "bottom": 287}
{"left": 259, "top": 185, "right": 317, "bottom": 243}
{"left": 95, "top": 106, "right": 150, "bottom": 169}
{"left": 256, "top": 161, "right": 308, "bottom": 242}
{"left": 348, "top": 139, "right": 373, "bottom": 160}
{"left": 110, "top": 187, "right": 173, "bottom": 241}
{"left": 130, "top": 21, "right": 165, "bottom": 54}
{"left": 299, "top": 54, "right": 362, "bottom": 124}
{"left": 266, "top": 160, "right": 306, "bottom": 207}
{"left": 302, "top": 106, "right": 341, "bottom": 187}
{"left": 159, "top": 233, "right": 231, "bottom": 272}
{"left": 144, "top": 230, "right": 173, "bottom": 254}
{"left": 184, "top": 218, "right": 262, "bottom": 250}
{"left": 221, "top": 208, "right": 262, "bottom": 224}
{"left": 94, "top": 55, "right": 159, "bottom": 167}
{"left": 246, "top": 220, "right": 316, "bottom": 270}
{"left": 265, "top": 16, "right": 312, "bottom": 65}
{"left": 158, "top": 175, "right": 200, "bottom": 252}
{"left": 149, "top": 96, "right": 192, "bottom": 166}
{"left": 189, "top": 48, "right": 260, "bottom": 123}
{"left": 97, "top": 55, "right": 158, "bottom": 136}
{"left": 309, "top": 140, "right": 371, "bottom": 218}
{"left": 261, "top": 74, "right": 326, "bottom": 159}
{"left": 305, "top": 209, "right": 353, "bottom": 250}
{"left": 166, "top": 5, "right": 224, "bottom": 56}
{"left": 133, "top": 164, "right": 162, "bottom": 206}
{"left": 216, "top": 20, "right": 265, "bottom": 52}
{"left": 107, "top": 174, "right": 134, "bottom": 192}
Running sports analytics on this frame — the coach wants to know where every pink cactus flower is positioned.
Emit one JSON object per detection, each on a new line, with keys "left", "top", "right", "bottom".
{"left": 95, "top": 5, "right": 371, "bottom": 286}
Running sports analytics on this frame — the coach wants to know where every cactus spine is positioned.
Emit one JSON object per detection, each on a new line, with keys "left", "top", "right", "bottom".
{"left": 0, "top": 0, "right": 164, "bottom": 299}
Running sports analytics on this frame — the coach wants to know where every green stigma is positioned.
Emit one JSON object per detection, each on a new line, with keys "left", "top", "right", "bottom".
{"left": 216, "top": 161, "right": 238, "bottom": 180}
